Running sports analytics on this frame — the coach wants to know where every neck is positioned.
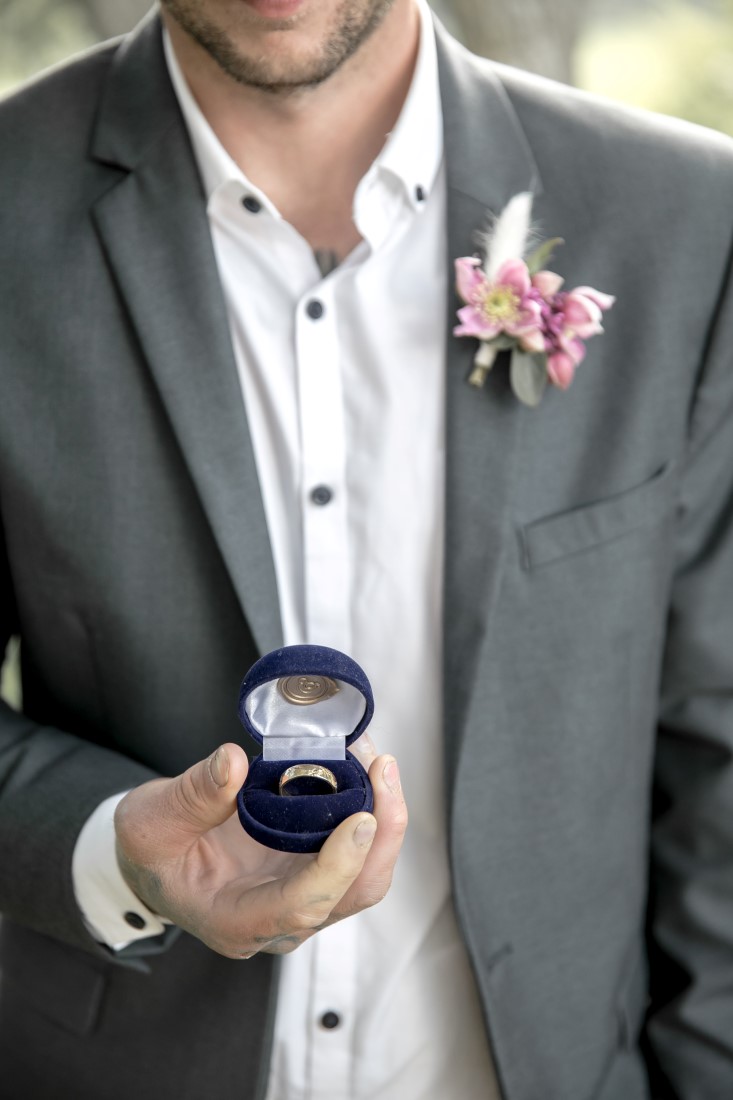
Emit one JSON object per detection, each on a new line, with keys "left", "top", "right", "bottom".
{"left": 164, "top": 1, "right": 420, "bottom": 257}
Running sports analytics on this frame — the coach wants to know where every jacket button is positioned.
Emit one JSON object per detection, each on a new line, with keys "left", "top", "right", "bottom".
{"left": 320, "top": 1011, "right": 341, "bottom": 1030}
{"left": 306, "top": 299, "right": 325, "bottom": 320}
{"left": 241, "top": 195, "right": 262, "bottom": 213}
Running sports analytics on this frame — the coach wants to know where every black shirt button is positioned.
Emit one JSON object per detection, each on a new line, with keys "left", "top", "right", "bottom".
{"left": 242, "top": 195, "right": 262, "bottom": 213}
{"left": 124, "top": 911, "right": 147, "bottom": 930}
{"left": 415, "top": 184, "right": 426, "bottom": 202}
{"left": 320, "top": 1011, "right": 341, "bottom": 1030}
{"left": 310, "top": 485, "right": 333, "bottom": 506}
{"left": 306, "top": 299, "right": 325, "bottom": 320}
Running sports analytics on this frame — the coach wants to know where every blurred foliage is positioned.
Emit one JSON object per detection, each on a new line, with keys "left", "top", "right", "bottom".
{"left": 0, "top": 0, "right": 95, "bottom": 93}
{"left": 0, "top": 638, "right": 21, "bottom": 711}
{"left": 1, "top": 0, "right": 732, "bottom": 134}
{"left": 578, "top": 0, "right": 733, "bottom": 135}
{"left": 432, "top": 0, "right": 590, "bottom": 84}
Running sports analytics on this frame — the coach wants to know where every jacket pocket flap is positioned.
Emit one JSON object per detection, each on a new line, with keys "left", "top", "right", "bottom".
{"left": 520, "top": 461, "right": 676, "bottom": 570}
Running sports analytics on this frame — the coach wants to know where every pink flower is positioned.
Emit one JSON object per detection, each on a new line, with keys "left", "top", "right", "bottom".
{"left": 546, "top": 351, "right": 578, "bottom": 389}
{"left": 531, "top": 270, "right": 564, "bottom": 298}
{"left": 530, "top": 276, "right": 616, "bottom": 390}
{"left": 454, "top": 257, "right": 543, "bottom": 348}
{"left": 453, "top": 213, "right": 615, "bottom": 405}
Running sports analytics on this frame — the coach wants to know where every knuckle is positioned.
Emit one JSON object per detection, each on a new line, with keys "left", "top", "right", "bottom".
{"left": 113, "top": 797, "right": 135, "bottom": 847}
{"left": 259, "top": 932, "right": 308, "bottom": 954}
{"left": 324, "top": 866, "right": 361, "bottom": 894}
{"left": 282, "top": 874, "right": 340, "bottom": 912}
{"left": 113, "top": 787, "right": 150, "bottom": 845}
{"left": 218, "top": 944, "right": 245, "bottom": 960}
{"left": 357, "top": 889, "right": 387, "bottom": 911}
{"left": 359, "top": 876, "right": 392, "bottom": 909}
{"left": 288, "top": 907, "right": 326, "bottom": 934}
{"left": 272, "top": 938, "right": 305, "bottom": 955}
{"left": 202, "top": 928, "right": 263, "bottom": 961}
{"left": 331, "top": 882, "right": 389, "bottom": 922}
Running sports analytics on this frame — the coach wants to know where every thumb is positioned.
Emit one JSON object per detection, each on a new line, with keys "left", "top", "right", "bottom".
{"left": 115, "top": 744, "right": 249, "bottom": 911}
{"left": 167, "top": 743, "right": 249, "bottom": 838}
{"left": 114, "top": 748, "right": 248, "bottom": 919}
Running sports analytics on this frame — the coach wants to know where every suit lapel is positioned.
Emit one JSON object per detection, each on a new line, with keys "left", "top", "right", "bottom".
{"left": 436, "top": 25, "right": 542, "bottom": 794}
{"left": 90, "top": 15, "right": 282, "bottom": 657}
{"left": 89, "top": 15, "right": 543, "bottom": 746}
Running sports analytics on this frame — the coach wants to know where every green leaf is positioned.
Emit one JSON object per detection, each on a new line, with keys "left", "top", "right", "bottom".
{"left": 510, "top": 351, "right": 548, "bottom": 407}
{"left": 525, "top": 237, "right": 564, "bottom": 276}
{"left": 491, "top": 336, "right": 516, "bottom": 352}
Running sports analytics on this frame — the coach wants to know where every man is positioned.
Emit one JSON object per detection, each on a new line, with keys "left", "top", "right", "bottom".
{"left": 1, "top": 0, "right": 732, "bottom": 1097}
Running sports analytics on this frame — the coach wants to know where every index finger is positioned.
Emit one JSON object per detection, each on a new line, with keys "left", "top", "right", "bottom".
{"left": 224, "top": 811, "right": 378, "bottom": 954}
{"left": 334, "top": 754, "right": 407, "bottom": 917}
{"left": 349, "top": 731, "right": 377, "bottom": 770}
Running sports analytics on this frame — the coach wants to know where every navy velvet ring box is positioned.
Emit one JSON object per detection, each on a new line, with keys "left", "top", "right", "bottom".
{"left": 236, "top": 645, "right": 374, "bottom": 853}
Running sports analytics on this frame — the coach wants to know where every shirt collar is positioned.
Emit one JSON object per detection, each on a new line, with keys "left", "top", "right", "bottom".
{"left": 164, "top": 0, "right": 443, "bottom": 219}
{"left": 371, "top": 0, "right": 443, "bottom": 211}
{"left": 164, "top": 26, "right": 269, "bottom": 213}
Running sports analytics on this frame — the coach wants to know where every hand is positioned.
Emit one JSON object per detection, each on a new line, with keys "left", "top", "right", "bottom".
{"left": 113, "top": 736, "right": 407, "bottom": 959}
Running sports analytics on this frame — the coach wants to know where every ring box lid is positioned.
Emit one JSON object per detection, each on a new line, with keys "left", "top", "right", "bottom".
{"left": 238, "top": 644, "right": 373, "bottom": 762}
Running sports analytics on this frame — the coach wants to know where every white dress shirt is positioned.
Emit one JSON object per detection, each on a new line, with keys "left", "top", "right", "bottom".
{"left": 73, "top": 3, "right": 501, "bottom": 1096}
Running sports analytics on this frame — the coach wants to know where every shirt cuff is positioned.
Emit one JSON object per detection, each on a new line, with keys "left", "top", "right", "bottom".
{"left": 72, "top": 791, "right": 172, "bottom": 950}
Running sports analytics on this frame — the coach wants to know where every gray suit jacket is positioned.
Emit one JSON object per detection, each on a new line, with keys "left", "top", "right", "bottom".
{"left": 1, "top": 11, "right": 733, "bottom": 1100}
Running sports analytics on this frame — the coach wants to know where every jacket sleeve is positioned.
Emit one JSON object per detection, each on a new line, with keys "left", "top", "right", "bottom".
{"left": 0, "top": 508, "right": 160, "bottom": 957}
{"left": 645, "top": 240, "right": 733, "bottom": 1097}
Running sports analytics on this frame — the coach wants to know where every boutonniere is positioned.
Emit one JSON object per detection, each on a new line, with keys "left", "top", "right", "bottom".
{"left": 454, "top": 192, "right": 615, "bottom": 406}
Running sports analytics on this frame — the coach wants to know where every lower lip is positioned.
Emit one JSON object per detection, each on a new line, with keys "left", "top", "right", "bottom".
{"left": 242, "top": 0, "right": 305, "bottom": 17}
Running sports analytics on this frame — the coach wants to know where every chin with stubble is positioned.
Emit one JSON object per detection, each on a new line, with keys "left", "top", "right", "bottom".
{"left": 160, "top": 0, "right": 395, "bottom": 94}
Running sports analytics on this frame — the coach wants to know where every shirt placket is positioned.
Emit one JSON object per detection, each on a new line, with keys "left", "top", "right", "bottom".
{"left": 307, "top": 920, "right": 358, "bottom": 1100}
{"left": 295, "top": 285, "right": 351, "bottom": 655}
{"left": 295, "top": 277, "right": 357, "bottom": 1099}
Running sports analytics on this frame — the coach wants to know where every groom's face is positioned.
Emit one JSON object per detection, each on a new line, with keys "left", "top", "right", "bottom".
{"left": 160, "top": 0, "right": 397, "bottom": 93}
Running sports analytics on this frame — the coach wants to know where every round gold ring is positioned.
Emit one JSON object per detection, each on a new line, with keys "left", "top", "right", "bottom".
{"left": 278, "top": 764, "right": 338, "bottom": 797}
{"left": 277, "top": 675, "right": 340, "bottom": 706}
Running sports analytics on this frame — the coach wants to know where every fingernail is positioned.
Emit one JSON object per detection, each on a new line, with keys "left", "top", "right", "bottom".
{"left": 209, "top": 746, "right": 229, "bottom": 788}
{"left": 383, "top": 758, "right": 400, "bottom": 793}
{"left": 353, "top": 817, "right": 377, "bottom": 848}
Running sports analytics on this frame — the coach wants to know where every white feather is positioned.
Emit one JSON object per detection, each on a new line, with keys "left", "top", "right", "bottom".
{"left": 479, "top": 191, "right": 534, "bottom": 279}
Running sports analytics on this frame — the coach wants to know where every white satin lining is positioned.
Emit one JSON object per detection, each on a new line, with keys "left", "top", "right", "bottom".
{"left": 247, "top": 679, "right": 366, "bottom": 761}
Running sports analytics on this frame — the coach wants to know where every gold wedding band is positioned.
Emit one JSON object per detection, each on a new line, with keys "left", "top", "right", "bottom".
{"left": 278, "top": 764, "right": 338, "bottom": 797}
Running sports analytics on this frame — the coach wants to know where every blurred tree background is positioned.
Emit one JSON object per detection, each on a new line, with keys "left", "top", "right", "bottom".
{"left": 1, "top": 0, "right": 732, "bottom": 135}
